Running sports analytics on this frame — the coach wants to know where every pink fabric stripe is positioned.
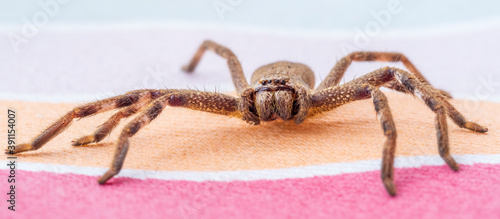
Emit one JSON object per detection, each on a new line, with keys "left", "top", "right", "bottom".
{"left": 2, "top": 164, "right": 500, "bottom": 219}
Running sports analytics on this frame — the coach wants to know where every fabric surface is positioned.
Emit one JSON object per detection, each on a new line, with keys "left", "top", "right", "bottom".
{"left": 1, "top": 92, "right": 499, "bottom": 218}
{"left": 1, "top": 16, "right": 500, "bottom": 218}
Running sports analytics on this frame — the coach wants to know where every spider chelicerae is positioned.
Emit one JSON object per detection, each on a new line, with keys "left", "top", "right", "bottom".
{"left": 7, "top": 40, "right": 488, "bottom": 196}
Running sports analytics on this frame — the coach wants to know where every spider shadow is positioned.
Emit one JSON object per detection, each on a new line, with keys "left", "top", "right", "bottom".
{"left": 13, "top": 142, "right": 114, "bottom": 159}
{"left": 74, "top": 142, "right": 114, "bottom": 149}
{"left": 450, "top": 127, "right": 490, "bottom": 135}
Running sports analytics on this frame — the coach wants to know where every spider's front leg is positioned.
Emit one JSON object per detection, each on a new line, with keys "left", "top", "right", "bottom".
{"left": 98, "top": 90, "right": 242, "bottom": 184}
{"left": 6, "top": 89, "right": 160, "bottom": 155}
{"left": 350, "top": 67, "right": 488, "bottom": 134}
{"left": 71, "top": 93, "right": 157, "bottom": 146}
{"left": 326, "top": 67, "right": 488, "bottom": 195}
{"left": 311, "top": 84, "right": 398, "bottom": 195}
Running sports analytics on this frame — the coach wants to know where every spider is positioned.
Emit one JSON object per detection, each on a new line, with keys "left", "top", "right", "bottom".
{"left": 7, "top": 40, "right": 488, "bottom": 196}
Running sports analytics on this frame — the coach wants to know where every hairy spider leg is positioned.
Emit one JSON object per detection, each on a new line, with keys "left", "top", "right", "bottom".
{"left": 182, "top": 40, "right": 249, "bottom": 94}
{"left": 310, "top": 84, "right": 398, "bottom": 195}
{"left": 350, "top": 67, "right": 488, "bottom": 174}
{"left": 316, "top": 52, "right": 452, "bottom": 98}
{"left": 311, "top": 66, "right": 488, "bottom": 195}
{"left": 350, "top": 67, "right": 488, "bottom": 133}
{"left": 8, "top": 89, "right": 162, "bottom": 154}
{"left": 72, "top": 92, "right": 160, "bottom": 146}
{"left": 98, "top": 90, "right": 241, "bottom": 184}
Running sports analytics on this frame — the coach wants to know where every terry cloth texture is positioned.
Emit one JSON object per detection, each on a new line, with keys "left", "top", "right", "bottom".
{"left": 1, "top": 92, "right": 499, "bottom": 218}
{"left": 1, "top": 92, "right": 498, "bottom": 170}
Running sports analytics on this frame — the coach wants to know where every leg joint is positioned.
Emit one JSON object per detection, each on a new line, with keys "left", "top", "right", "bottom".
{"left": 168, "top": 93, "right": 184, "bottom": 107}
{"left": 116, "top": 92, "right": 141, "bottom": 108}
{"left": 125, "top": 122, "right": 142, "bottom": 136}
{"left": 360, "top": 84, "right": 384, "bottom": 99}
{"left": 74, "top": 104, "right": 100, "bottom": 118}
{"left": 425, "top": 98, "right": 444, "bottom": 112}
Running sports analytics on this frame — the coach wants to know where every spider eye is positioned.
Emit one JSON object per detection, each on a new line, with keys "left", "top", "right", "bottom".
{"left": 267, "top": 80, "right": 273, "bottom": 84}
{"left": 261, "top": 80, "right": 267, "bottom": 85}
{"left": 280, "top": 80, "right": 286, "bottom": 85}
{"left": 274, "top": 79, "right": 280, "bottom": 84}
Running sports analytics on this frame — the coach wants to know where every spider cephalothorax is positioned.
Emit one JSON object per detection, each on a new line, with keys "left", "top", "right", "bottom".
{"left": 251, "top": 67, "right": 308, "bottom": 122}
{"left": 8, "top": 40, "right": 488, "bottom": 196}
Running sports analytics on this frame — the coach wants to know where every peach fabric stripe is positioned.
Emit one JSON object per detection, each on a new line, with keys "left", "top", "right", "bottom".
{"left": 1, "top": 92, "right": 498, "bottom": 171}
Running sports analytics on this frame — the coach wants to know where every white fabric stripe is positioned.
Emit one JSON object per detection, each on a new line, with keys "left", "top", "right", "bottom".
{"left": 3, "top": 154, "right": 500, "bottom": 182}
{"left": 2, "top": 18, "right": 500, "bottom": 39}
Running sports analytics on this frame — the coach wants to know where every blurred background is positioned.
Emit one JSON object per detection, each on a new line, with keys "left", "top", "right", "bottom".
{"left": 0, "top": 0, "right": 499, "bottom": 105}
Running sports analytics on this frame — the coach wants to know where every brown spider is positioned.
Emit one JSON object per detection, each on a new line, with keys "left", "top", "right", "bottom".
{"left": 7, "top": 40, "right": 488, "bottom": 196}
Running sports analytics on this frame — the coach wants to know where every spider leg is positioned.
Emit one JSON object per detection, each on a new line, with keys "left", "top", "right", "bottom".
{"left": 316, "top": 52, "right": 452, "bottom": 98}
{"left": 350, "top": 67, "right": 488, "bottom": 133}
{"left": 310, "top": 84, "right": 398, "bottom": 196}
{"left": 320, "top": 67, "right": 487, "bottom": 183}
{"left": 364, "top": 68, "right": 463, "bottom": 171}
{"left": 72, "top": 94, "right": 157, "bottom": 146}
{"left": 6, "top": 89, "right": 162, "bottom": 155}
{"left": 98, "top": 90, "right": 241, "bottom": 184}
{"left": 182, "top": 40, "right": 249, "bottom": 93}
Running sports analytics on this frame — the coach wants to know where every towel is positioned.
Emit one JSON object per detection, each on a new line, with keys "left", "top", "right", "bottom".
{"left": 1, "top": 22, "right": 500, "bottom": 218}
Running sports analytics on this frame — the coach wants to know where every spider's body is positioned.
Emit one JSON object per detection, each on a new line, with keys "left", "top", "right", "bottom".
{"left": 250, "top": 62, "right": 314, "bottom": 123}
{"left": 9, "top": 40, "right": 488, "bottom": 196}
